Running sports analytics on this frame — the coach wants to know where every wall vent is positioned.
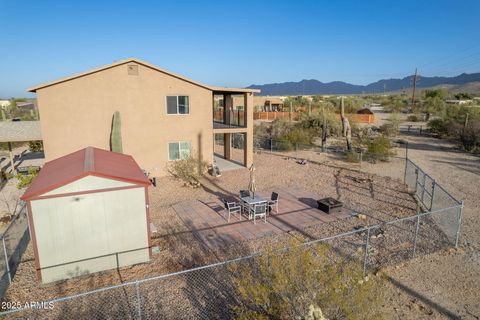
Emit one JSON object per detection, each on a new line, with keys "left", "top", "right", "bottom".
{"left": 127, "top": 64, "right": 139, "bottom": 75}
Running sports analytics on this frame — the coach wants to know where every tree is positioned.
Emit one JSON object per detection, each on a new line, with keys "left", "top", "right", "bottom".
{"left": 110, "top": 111, "right": 123, "bottom": 153}
{"left": 454, "top": 92, "right": 473, "bottom": 100}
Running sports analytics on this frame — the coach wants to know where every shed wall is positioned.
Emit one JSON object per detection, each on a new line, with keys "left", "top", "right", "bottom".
{"left": 43, "top": 175, "right": 134, "bottom": 196}
{"left": 31, "top": 187, "right": 149, "bottom": 283}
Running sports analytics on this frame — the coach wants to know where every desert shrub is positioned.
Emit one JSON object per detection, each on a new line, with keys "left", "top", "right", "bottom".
{"left": 168, "top": 153, "right": 208, "bottom": 187}
{"left": 270, "top": 118, "right": 293, "bottom": 140}
{"left": 279, "top": 128, "right": 314, "bottom": 146}
{"left": 28, "top": 140, "right": 43, "bottom": 152}
{"left": 459, "top": 120, "right": 480, "bottom": 152}
{"left": 366, "top": 136, "right": 394, "bottom": 162}
{"left": 346, "top": 151, "right": 362, "bottom": 163}
{"left": 407, "top": 114, "right": 420, "bottom": 122}
{"left": 299, "top": 108, "right": 341, "bottom": 136}
{"left": 230, "top": 241, "right": 380, "bottom": 320}
{"left": 379, "top": 123, "right": 397, "bottom": 137}
{"left": 427, "top": 118, "right": 449, "bottom": 137}
{"left": 16, "top": 166, "right": 39, "bottom": 189}
{"left": 253, "top": 123, "right": 269, "bottom": 138}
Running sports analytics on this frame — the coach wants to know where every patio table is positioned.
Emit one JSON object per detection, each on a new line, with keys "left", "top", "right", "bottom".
{"left": 241, "top": 195, "right": 267, "bottom": 219}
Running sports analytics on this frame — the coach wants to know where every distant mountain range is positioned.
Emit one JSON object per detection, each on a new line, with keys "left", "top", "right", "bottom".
{"left": 247, "top": 72, "right": 480, "bottom": 96}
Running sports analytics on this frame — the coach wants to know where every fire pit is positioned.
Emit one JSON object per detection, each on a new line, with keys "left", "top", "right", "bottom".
{"left": 317, "top": 197, "right": 343, "bottom": 214}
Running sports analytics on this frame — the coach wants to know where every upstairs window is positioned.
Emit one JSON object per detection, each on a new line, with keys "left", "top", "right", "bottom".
{"left": 166, "top": 95, "right": 189, "bottom": 115}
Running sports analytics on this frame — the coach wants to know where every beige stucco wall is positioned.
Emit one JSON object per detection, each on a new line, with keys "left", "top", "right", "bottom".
{"left": 36, "top": 63, "right": 214, "bottom": 177}
{"left": 31, "top": 186, "right": 148, "bottom": 283}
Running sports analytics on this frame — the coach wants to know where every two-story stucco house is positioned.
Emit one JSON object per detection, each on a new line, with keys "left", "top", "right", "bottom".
{"left": 28, "top": 58, "right": 259, "bottom": 176}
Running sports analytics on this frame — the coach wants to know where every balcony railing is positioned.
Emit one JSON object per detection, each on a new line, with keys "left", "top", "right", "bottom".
{"left": 213, "top": 109, "right": 245, "bottom": 127}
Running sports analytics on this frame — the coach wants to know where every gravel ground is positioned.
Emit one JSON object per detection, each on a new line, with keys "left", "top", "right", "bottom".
{"left": 3, "top": 150, "right": 419, "bottom": 312}
{"left": 3, "top": 129, "right": 477, "bottom": 319}
{"left": 356, "top": 130, "right": 480, "bottom": 319}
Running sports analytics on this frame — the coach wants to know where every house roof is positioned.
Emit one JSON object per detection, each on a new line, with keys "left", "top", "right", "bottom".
{"left": 356, "top": 108, "right": 374, "bottom": 114}
{"left": 0, "top": 121, "right": 42, "bottom": 142}
{"left": 16, "top": 101, "right": 37, "bottom": 109}
{"left": 27, "top": 58, "right": 260, "bottom": 94}
{"left": 22, "top": 146, "right": 150, "bottom": 200}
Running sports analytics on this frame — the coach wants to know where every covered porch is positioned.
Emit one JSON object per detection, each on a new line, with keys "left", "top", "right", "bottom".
{"left": 212, "top": 88, "right": 255, "bottom": 170}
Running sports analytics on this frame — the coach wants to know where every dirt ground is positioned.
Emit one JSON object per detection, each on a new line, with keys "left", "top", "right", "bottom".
{"left": 3, "top": 149, "right": 420, "bottom": 312}
{"left": 2, "top": 124, "right": 479, "bottom": 319}
{"left": 364, "top": 131, "right": 480, "bottom": 320}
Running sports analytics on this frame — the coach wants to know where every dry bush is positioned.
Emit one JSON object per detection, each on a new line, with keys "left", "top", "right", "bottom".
{"left": 168, "top": 153, "right": 208, "bottom": 187}
{"left": 16, "top": 166, "right": 39, "bottom": 189}
{"left": 230, "top": 241, "right": 380, "bottom": 320}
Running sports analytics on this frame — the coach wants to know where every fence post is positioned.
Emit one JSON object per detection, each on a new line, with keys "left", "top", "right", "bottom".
{"left": 412, "top": 214, "right": 421, "bottom": 258}
{"left": 429, "top": 180, "right": 436, "bottom": 211}
{"left": 295, "top": 143, "right": 298, "bottom": 158}
{"left": 414, "top": 169, "right": 419, "bottom": 193}
{"left": 2, "top": 238, "right": 11, "bottom": 284}
{"left": 363, "top": 227, "right": 371, "bottom": 275}
{"left": 270, "top": 138, "right": 273, "bottom": 154}
{"left": 403, "top": 142, "right": 409, "bottom": 185}
{"left": 421, "top": 173, "right": 426, "bottom": 205}
{"left": 135, "top": 281, "right": 142, "bottom": 320}
{"left": 455, "top": 201, "right": 465, "bottom": 248}
{"left": 116, "top": 253, "right": 119, "bottom": 270}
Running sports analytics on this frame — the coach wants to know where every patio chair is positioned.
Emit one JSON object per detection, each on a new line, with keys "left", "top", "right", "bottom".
{"left": 239, "top": 190, "right": 250, "bottom": 198}
{"left": 268, "top": 192, "right": 279, "bottom": 214}
{"left": 250, "top": 201, "right": 267, "bottom": 224}
{"left": 223, "top": 199, "right": 242, "bottom": 222}
{"left": 239, "top": 190, "right": 251, "bottom": 214}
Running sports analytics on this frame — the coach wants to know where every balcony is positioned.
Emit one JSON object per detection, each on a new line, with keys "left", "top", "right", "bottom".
{"left": 213, "top": 109, "right": 245, "bottom": 129}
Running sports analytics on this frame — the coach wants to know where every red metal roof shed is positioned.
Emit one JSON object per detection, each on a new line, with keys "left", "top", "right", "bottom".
{"left": 22, "top": 146, "right": 150, "bottom": 200}
{"left": 22, "top": 147, "right": 152, "bottom": 282}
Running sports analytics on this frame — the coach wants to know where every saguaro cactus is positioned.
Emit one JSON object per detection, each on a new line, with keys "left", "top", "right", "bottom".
{"left": 340, "top": 97, "right": 352, "bottom": 151}
{"left": 110, "top": 111, "right": 123, "bottom": 153}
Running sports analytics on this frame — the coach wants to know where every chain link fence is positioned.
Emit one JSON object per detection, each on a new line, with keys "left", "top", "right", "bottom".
{"left": 253, "top": 136, "right": 405, "bottom": 165}
{"left": 0, "top": 202, "right": 29, "bottom": 299}
{"left": 0, "top": 157, "right": 464, "bottom": 319}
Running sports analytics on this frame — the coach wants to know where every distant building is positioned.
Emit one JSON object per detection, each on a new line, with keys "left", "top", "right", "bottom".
{"left": 356, "top": 107, "right": 374, "bottom": 115}
{"left": 445, "top": 99, "right": 472, "bottom": 105}
{"left": 253, "top": 96, "right": 284, "bottom": 112}
{"left": 16, "top": 101, "right": 37, "bottom": 111}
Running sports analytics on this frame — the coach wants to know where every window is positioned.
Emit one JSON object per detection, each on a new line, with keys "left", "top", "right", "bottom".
{"left": 166, "top": 96, "right": 189, "bottom": 114}
{"left": 168, "top": 141, "right": 191, "bottom": 160}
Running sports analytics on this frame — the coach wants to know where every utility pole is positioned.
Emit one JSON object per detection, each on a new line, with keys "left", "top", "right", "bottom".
{"left": 383, "top": 83, "right": 386, "bottom": 95}
{"left": 411, "top": 68, "right": 419, "bottom": 108}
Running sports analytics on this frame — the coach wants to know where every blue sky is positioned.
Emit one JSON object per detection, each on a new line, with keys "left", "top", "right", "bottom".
{"left": 1, "top": 0, "right": 480, "bottom": 97}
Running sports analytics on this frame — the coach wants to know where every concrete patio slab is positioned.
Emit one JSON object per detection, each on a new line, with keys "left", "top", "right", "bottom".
{"left": 172, "top": 187, "right": 352, "bottom": 250}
